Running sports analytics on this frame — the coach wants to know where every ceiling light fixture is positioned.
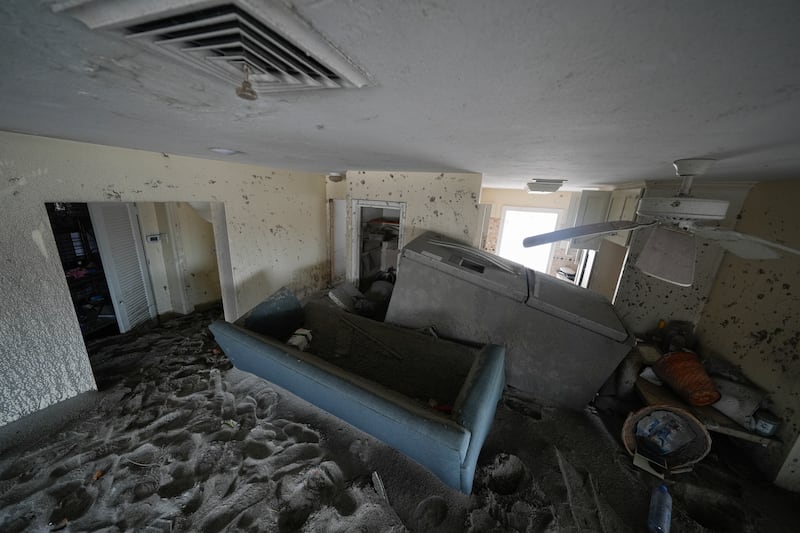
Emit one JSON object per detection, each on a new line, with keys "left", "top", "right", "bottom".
{"left": 673, "top": 158, "right": 716, "bottom": 195}
{"left": 208, "top": 147, "right": 241, "bottom": 156}
{"left": 327, "top": 172, "right": 345, "bottom": 182}
{"left": 673, "top": 158, "right": 716, "bottom": 177}
{"left": 526, "top": 179, "right": 565, "bottom": 194}
{"left": 235, "top": 64, "right": 258, "bottom": 101}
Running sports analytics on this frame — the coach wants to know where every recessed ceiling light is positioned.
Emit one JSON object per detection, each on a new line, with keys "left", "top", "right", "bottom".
{"left": 208, "top": 147, "right": 241, "bottom": 156}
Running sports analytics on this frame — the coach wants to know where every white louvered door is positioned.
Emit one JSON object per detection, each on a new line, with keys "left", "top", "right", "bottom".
{"left": 88, "top": 203, "right": 156, "bottom": 333}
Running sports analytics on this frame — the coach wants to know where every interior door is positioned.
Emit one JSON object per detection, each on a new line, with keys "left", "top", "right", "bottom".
{"left": 569, "top": 191, "right": 612, "bottom": 250}
{"left": 88, "top": 203, "right": 156, "bottom": 332}
{"left": 604, "top": 188, "right": 643, "bottom": 246}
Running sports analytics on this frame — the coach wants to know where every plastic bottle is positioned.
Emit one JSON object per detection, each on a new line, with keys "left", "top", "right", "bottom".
{"left": 647, "top": 484, "right": 672, "bottom": 533}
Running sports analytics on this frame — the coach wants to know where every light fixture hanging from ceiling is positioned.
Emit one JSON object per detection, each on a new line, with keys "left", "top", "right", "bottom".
{"left": 236, "top": 64, "right": 258, "bottom": 101}
{"left": 208, "top": 147, "right": 241, "bottom": 156}
{"left": 525, "top": 179, "right": 565, "bottom": 194}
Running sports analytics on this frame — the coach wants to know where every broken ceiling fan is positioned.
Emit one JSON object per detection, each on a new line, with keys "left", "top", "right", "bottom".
{"left": 522, "top": 158, "right": 800, "bottom": 287}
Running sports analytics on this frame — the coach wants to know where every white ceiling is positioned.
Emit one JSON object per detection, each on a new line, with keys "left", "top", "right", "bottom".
{"left": 2, "top": 1, "right": 800, "bottom": 189}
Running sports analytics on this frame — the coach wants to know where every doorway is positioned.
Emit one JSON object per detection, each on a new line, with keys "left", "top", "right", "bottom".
{"left": 130, "top": 201, "right": 228, "bottom": 318}
{"left": 351, "top": 200, "right": 405, "bottom": 290}
{"left": 46, "top": 201, "right": 234, "bottom": 341}
{"left": 45, "top": 202, "right": 156, "bottom": 338}
{"left": 497, "top": 207, "right": 561, "bottom": 273}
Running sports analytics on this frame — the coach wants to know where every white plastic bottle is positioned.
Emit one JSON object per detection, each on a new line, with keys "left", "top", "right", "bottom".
{"left": 647, "top": 484, "right": 672, "bottom": 533}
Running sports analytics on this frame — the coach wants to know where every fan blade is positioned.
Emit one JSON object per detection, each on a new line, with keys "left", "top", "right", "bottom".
{"left": 635, "top": 226, "right": 696, "bottom": 287}
{"left": 522, "top": 220, "right": 655, "bottom": 248}
{"left": 692, "top": 227, "right": 800, "bottom": 259}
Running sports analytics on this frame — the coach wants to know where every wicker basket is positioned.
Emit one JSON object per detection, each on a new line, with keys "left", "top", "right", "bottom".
{"left": 622, "top": 405, "right": 712, "bottom": 471}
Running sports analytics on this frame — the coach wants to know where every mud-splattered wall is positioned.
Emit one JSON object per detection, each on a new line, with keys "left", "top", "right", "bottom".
{"left": 0, "top": 132, "right": 327, "bottom": 426}
{"left": 694, "top": 181, "right": 800, "bottom": 489}
{"left": 613, "top": 181, "right": 752, "bottom": 335}
{"left": 342, "top": 171, "right": 482, "bottom": 279}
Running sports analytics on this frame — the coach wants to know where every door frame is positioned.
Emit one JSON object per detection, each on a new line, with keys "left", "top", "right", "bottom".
{"left": 349, "top": 199, "right": 406, "bottom": 285}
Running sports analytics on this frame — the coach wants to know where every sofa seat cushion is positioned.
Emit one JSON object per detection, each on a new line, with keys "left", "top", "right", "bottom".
{"left": 302, "top": 300, "right": 476, "bottom": 407}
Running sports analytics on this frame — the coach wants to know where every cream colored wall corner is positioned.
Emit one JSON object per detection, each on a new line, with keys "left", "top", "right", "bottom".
{"left": 0, "top": 131, "right": 328, "bottom": 426}
{"left": 173, "top": 202, "right": 222, "bottom": 307}
{"left": 694, "top": 181, "right": 800, "bottom": 489}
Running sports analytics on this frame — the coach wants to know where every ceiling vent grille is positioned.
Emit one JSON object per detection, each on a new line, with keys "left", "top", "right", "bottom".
{"left": 52, "top": 0, "right": 371, "bottom": 94}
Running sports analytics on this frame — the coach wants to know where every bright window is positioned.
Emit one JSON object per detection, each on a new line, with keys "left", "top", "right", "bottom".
{"left": 497, "top": 208, "right": 560, "bottom": 273}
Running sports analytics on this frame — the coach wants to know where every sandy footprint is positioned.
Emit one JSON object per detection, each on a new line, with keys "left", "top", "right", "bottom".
{"left": 244, "top": 434, "right": 276, "bottom": 460}
{"left": 303, "top": 483, "right": 406, "bottom": 533}
{"left": 194, "top": 446, "right": 223, "bottom": 481}
{"left": 413, "top": 495, "right": 448, "bottom": 531}
{"left": 158, "top": 461, "right": 196, "bottom": 498}
{"left": 0, "top": 503, "right": 36, "bottom": 533}
{"left": 276, "top": 461, "right": 345, "bottom": 531}
{"left": 473, "top": 453, "right": 556, "bottom": 533}
{"left": 484, "top": 453, "right": 527, "bottom": 495}
{"left": 266, "top": 442, "right": 324, "bottom": 478}
{"left": 282, "top": 422, "right": 320, "bottom": 444}
{"left": 200, "top": 482, "right": 272, "bottom": 533}
{"left": 250, "top": 390, "right": 280, "bottom": 420}
{"left": 348, "top": 438, "right": 371, "bottom": 463}
{"left": 47, "top": 480, "right": 98, "bottom": 524}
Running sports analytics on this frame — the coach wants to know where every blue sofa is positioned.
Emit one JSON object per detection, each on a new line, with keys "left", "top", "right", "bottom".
{"left": 208, "top": 293, "right": 505, "bottom": 493}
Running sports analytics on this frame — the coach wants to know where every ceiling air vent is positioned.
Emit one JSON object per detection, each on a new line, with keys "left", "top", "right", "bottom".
{"left": 51, "top": 0, "right": 371, "bottom": 94}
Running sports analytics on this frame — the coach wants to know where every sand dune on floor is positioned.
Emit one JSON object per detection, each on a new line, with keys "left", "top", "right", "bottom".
{"left": 5, "top": 309, "right": 796, "bottom": 532}
{"left": 0, "top": 312, "right": 407, "bottom": 532}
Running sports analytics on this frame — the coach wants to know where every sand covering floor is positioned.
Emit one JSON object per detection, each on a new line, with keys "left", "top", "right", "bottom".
{"left": 2, "top": 307, "right": 800, "bottom": 532}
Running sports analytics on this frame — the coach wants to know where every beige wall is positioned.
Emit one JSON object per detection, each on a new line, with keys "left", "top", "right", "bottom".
{"left": 138, "top": 201, "right": 224, "bottom": 314}
{"left": 0, "top": 131, "right": 327, "bottom": 425}
{"left": 694, "top": 181, "right": 800, "bottom": 488}
{"left": 343, "top": 171, "right": 483, "bottom": 280}
{"left": 174, "top": 202, "right": 222, "bottom": 307}
{"left": 136, "top": 202, "right": 173, "bottom": 314}
{"left": 347, "top": 170, "right": 483, "bottom": 242}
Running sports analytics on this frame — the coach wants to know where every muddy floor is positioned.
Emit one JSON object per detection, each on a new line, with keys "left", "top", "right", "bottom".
{"left": 1, "top": 307, "right": 799, "bottom": 532}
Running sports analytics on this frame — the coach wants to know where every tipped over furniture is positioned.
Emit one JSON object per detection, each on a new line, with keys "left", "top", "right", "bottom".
{"left": 209, "top": 288, "right": 506, "bottom": 493}
{"left": 385, "top": 232, "right": 634, "bottom": 409}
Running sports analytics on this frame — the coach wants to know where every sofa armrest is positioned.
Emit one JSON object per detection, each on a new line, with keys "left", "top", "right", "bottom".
{"left": 236, "top": 286, "right": 304, "bottom": 341}
{"left": 452, "top": 343, "right": 506, "bottom": 492}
